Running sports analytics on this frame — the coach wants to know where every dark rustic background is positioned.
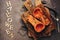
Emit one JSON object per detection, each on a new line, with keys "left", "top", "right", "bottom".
{"left": 0, "top": 0, "right": 60, "bottom": 40}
